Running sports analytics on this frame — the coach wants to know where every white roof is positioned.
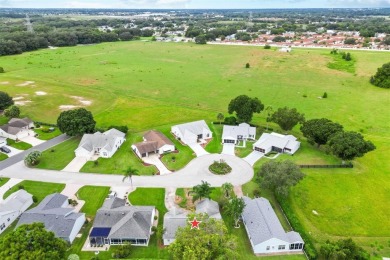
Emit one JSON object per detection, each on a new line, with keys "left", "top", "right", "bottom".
{"left": 222, "top": 123, "right": 256, "bottom": 140}
{"left": 254, "top": 132, "right": 299, "bottom": 150}
{"left": 76, "top": 128, "right": 125, "bottom": 153}
{"left": 195, "top": 199, "right": 222, "bottom": 219}
{"left": 0, "top": 190, "right": 33, "bottom": 214}
{"left": 173, "top": 120, "right": 210, "bottom": 136}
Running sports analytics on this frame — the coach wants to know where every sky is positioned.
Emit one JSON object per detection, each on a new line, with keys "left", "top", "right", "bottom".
{"left": 0, "top": 0, "right": 390, "bottom": 9}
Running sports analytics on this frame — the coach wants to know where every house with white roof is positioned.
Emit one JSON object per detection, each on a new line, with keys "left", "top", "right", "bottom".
{"left": 0, "top": 117, "right": 35, "bottom": 140}
{"left": 0, "top": 190, "right": 33, "bottom": 234}
{"left": 75, "top": 128, "right": 126, "bottom": 159}
{"left": 195, "top": 199, "right": 222, "bottom": 219}
{"left": 132, "top": 130, "right": 175, "bottom": 158}
{"left": 222, "top": 123, "right": 256, "bottom": 146}
{"left": 163, "top": 208, "right": 188, "bottom": 246}
{"left": 171, "top": 120, "right": 212, "bottom": 145}
{"left": 253, "top": 132, "right": 300, "bottom": 155}
{"left": 0, "top": 137, "right": 6, "bottom": 147}
{"left": 16, "top": 193, "right": 85, "bottom": 243}
{"left": 242, "top": 197, "right": 304, "bottom": 255}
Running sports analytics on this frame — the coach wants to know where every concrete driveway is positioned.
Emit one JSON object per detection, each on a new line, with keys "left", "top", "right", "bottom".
{"left": 2, "top": 146, "right": 23, "bottom": 157}
{"left": 222, "top": 143, "right": 235, "bottom": 156}
{"left": 142, "top": 154, "right": 172, "bottom": 175}
{"left": 1, "top": 154, "right": 254, "bottom": 188}
{"left": 62, "top": 156, "right": 88, "bottom": 172}
{"left": 20, "top": 136, "right": 45, "bottom": 146}
{"left": 243, "top": 151, "right": 264, "bottom": 166}
{"left": 188, "top": 143, "right": 209, "bottom": 157}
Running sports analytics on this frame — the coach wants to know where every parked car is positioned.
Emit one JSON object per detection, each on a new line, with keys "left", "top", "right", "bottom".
{"left": 0, "top": 146, "right": 11, "bottom": 154}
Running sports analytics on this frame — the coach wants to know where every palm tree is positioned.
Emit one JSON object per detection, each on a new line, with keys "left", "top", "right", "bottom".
{"left": 188, "top": 180, "right": 212, "bottom": 202}
{"left": 123, "top": 166, "right": 138, "bottom": 187}
{"left": 221, "top": 182, "right": 234, "bottom": 198}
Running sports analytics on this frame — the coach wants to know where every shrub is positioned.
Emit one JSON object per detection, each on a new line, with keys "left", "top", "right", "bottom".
{"left": 32, "top": 195, "right": 38, "bottom": 203}
{"left": 0, "top": 67, "right": 4, "bottom": 73}
{"left": 35, "top": 123, "right": 41, "bottom": 128}
{"left": 154, "top": 216, "right": 158, "bottom": 220}
{"left": 322, "top": 92, "right": 328, "bottom": 98}
{"left": 68, "top": 254, "right": 80, "bottom": 260}
{"left": 24, "top": 151, "right": 42, "bottom": 167}
{"left": 151, "top": 226, "right": 157, "bottom": 232}
{"left": 209, "top": 160, "right": 232, "bottom": 175}
{"left": 94, "top": 160, "right": 99, "bottom": 167}
{"left": 112, "top": 244, "right": 132, "bottom": 259}
{"left": 18, "top": 185, "right": 25, "bottom": 190}
{"left": 370, "top": 62, "right": 390, "bottom": 89}
{"left": 253, "top": 189, "right": 261, "bottom": 198}
{"left": 108, "top": 125, "right": 128, "bottom": 134}
{"left": 245, "top": 63, "right": 250, "bottom": 68}
{"left": 264, "top": 45, "right": 271, "bottom": 49}
{"left": 223, "top": 116, "right": 237, "bottom": 125}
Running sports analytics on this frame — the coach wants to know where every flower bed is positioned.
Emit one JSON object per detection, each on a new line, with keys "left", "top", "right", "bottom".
{"left": 209, "top": 160, "right": 232, "bottom": 175}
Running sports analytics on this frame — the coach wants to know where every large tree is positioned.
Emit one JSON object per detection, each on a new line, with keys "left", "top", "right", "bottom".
{"left": 168, "top": 215, "right": 238, "bottom": 260}
{"left": 57, "top": 108, "right": 96, "bottom": 136}
{"left": 221, "top": 182, "right": 234, "bottom": 198}
{"left": 370, "top": 62, "right": 390, "bottom": 89}
{"left": 228, "top": 95, "right": 264, "bottom": 123}
{"left": 224, "top": 197, "right": 245, "bottom": 228}
{"left": 320, "top": 238, "right": 369, "bottom": 260}
{"left": 258, "top": 160, "right": 305, "bottom": 197}
{"left": 24, "top": 151, "right": 42, "bottom": 167}
{"left": 4, "top": 105, "right": 20, "bottom": 118}
{"left": 329, "top": 131, "right": 375, "bottom": 162}
{"left": 189, "top": 181, "right": 212, "bottom": 202}
{"left": 300, "top": 118, "right": 343, "bottom": 147}
{"left": 0, "top": 91, "right": 14, "bottom": 110}
{"left": 0, "top": 223, "right": 68, "bottom": 260}
{"left": 269, "top": 107, "right": 305, "bottom": 131}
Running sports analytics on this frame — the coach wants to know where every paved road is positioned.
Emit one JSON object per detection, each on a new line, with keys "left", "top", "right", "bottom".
{"left": 0, "top": 134, "right": 71, "bottom": 171}
{"left": 0, "top": 154, "right": 254, "bottom": 188}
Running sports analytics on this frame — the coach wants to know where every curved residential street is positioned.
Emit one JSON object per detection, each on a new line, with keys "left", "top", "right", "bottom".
{"left": 0, "top": 154, "right": 254, "bottom": 188}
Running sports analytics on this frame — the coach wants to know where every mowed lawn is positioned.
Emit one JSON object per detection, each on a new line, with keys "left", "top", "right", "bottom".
{"left": 0, "top": 41, "right": 389, "bottom": 255}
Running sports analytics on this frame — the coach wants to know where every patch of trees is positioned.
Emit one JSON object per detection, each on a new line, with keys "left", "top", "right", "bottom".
{"left": 370, "top": 62, "right": 390, "bottom": 89}
{"left": 4, "top": 105, "right": 20, "bottom": 118}
{"left": 301, "top": 118, "right": 343, "bottom": 147}
{"left": 57, "top": 108, "right": 96, "bottom": 136}
{"left": 344, "top": 37, "right": 357, "bottom": 45}
{"left": 0, "top": 91, "right": 14, "bottom": 110}
{"left": 320, "top": 238, "right": 369, "bottom": 260}
{"left": 228, "top": 95, "right": 264, "bottom": 123}
{"left": 330, "top": 49, "right": 352, "bottom": 61}
{"left": 0, "top": 223, "right": 68, "bottom": 260}
{"left": 272, "top": 36, "right": 286, "bottom": 42}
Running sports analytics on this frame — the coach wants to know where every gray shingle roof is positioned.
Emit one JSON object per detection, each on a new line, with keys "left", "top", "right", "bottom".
{"left": 16, "top": 193, "right": 85, "bottom": 240}
{"left": 174, "top": 120, "right": 210, "bottom": 136}
{"left": 0, "top": 124, "right": 22, "bottom": 135}
{"left": 254, "top": 133, "right": 299, "bottom": 151}
{"left": 163, "top": 209, "right": 188, "bottom": 240}
{"left": 8, "top": 118, "right": 32, "bottom": 128}
{"left": 92, "top": 198, "right": 155, "bottom": 240}
{"left": 242, "top": 197, "right": 303, "bottom": 245}
{"left": 195, "top": 199, "right": 222, "bottom": 219}
{"left": 0, "top": 190, "right": 33, "bottom": 213}
{"left": 133, "top": 141, "right": 158, "bottom": 154}
{"left": 77, "top": 128, "right": 125, "bottom": 153}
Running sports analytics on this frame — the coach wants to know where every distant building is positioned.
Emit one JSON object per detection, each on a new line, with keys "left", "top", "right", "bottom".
{"left": 17, "top": 193, "right": 85, "bottom": 243}
{"left": 0, "top": 190, "right": 33, "bottom": 234}
{"left": 0, "top": 117, "right": 35, "bottom": 140}
{"left": 222, "top": 123, "right": 256, "bottom": 145}
{"left": 242, "top": 197, "right": 304, "bottom": 255}
{"left": 253, "top": 132, "right": 300, "bottom": 155}
{"left": 132, "top": 130, "right": 175, "bottom": 158}
{"left": 171, "top": 120, "right": 212, "bottom": 145}
{"left": 195, "top": 199, "right": 222, "bottom": 219}
{"left": 163, "top": 209, "right": 188, "bottom": 246}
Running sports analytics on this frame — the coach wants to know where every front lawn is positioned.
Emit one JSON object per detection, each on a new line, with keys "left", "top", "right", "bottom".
{"left": 77, "top": 185, "right": 110, "bottom": 217}
{"left": 36, "top": 137, "right": 80, "bottom": 170}
{"left": 204, "top": 123, "right": 223, "bottom": 153}
{"left": 0, "top": 177, "right": 9, "bottom": 187}
{"left": 235, "top": 141, "right": 255, "bottom": 158}
{"left": 34, "top": 127, "right": 62, "bottom": 140}
{"left": 0, "top": 153, "right": 8, "bottom": 161}
{"left": 7, "top": 139, "right": 32, "bottom": 150}
{"left": 3, "top": 180, "right": 65, "bottom": 204}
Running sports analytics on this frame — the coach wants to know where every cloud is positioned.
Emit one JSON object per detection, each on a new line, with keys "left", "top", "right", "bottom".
{"left": 64, "top": 1, "right": 113, "bottom": 8}
{"left": 327, "top": 0, "right": 390, "bottom": 7}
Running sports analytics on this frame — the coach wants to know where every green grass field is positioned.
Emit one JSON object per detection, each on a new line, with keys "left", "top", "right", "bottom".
{"left": 77, "top": 185, "right": 110, "bottom": 217}
{"left": 6, "top": 139, "right": 32, "bottom": 150}
{"left": 34, "top": 127, "right": 62, "bottom": 140}
{"left": 0, "top": 153, "right": 8, "bottom": 161}
{"left": 0, "top": 178, "right": 9, "bottom": 187}
{"left": 0, "top": 41, "right": 389, "bottom": 256}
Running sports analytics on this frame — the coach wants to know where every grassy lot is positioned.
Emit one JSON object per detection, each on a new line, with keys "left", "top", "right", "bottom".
{"left": 0, "top": 42, "right": 389, "bottom": 257}
{"left": 205, "top": 123, "right": 223, "bottom": 153}
{"left": 36, "top": 137, "right": 80, "bottom": 170}
{"left": 77, "top": 185, "right": 110, "bottom": 217}
{"left": 0, "top": 178, "right": 9, "bottom": 187}
{"left": 235, "top": 141, "right": 255, "bottom": 158}
{"left": 175, "top": 188, "right": 187, "bottom": 208}
{"left": 34, "top": 127, "right": 62, "bottom": 140}
{"left": 3, "top": 180, "right": 65, "bottom": 204}
{"left": 7, "top": 139, "right": 32, "bottom": 150}
{"left": 0, "top": 116, "right": 8, "bottom": 125}
{"left": 0, "top": 153, "right": 8, "bottom": 161}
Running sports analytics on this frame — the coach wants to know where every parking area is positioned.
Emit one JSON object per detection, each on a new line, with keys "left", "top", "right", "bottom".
{"left": 188, "top": 143, "right": 209, "bottom": 157}
{"left": 243, "top": 151, "right": 264, "bottom": 166}
{"left": 142, "top": 154, "right": 172, "bottom": 175}
{"left": 20, "top": 135, "right": 45, "bottom": 146}
{"left": 62, "top": 156, "right": 88, "bottom": 172}
{"left": 222, "top": 143, "right": 235, "bottom": 155}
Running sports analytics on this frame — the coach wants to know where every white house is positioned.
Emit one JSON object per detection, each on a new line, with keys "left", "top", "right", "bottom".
{"left": 17, "top": 193, "right": 85, "bottom": 243}
{"left": 163, "top": 208, "right": 188, "bottom": 246}
{"left": 242, "top": 197, "right": 304, "bottom": 255}
{"left": 75, "top": 128, "right": 126, "bottom": 159}
{"left": 0, "top": 117, "right": 35, "bottom": 140}
{"left": 253, "top": 132, "right": 300, "bottom": 155}
{"left": 171, "top": 120, "right": 212, "bottom": 145}
{"left": 132, "top": 130, "right": 175, "bottom": 158}
{"left": 0, "top": 137, "right": 6, "bottom": 147}
{"left": 222, "top": 123, "right": 256, "bottom": 145}
{"left": 0, "top": 190, "right": 33, "bottom": 234}
{"left": 195, "top": 199, "right": 222, "bottom": 219}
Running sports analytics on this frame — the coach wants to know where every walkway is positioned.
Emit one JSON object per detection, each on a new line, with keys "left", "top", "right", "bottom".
{"left": 243, "top": 151, "right": 264, "bottom": 166}
{"left": 1, "top": 154, "right": 254, "bottom": 188}
{"left": 0, "top": 178, "right": 23, "bottom": 202}
{"left": 0, "top": 134, "right": 71, "bottom": 171}
{"left": 62, "top": 156, "right": 88, "bottom": 172}
{"left": 188, "top": 143, "right": 209, "bottom": 157}
{"left": 20, "top": 136, "right": 45, "bottom": 146}
{"left": 222, "top": 143, "right": 235, "bottom": 155}
{"left": 60, "top": 183, "right": 85, "bottom": 212}
{"left": 142, "top": 154, "right": 171, "bottom": 175}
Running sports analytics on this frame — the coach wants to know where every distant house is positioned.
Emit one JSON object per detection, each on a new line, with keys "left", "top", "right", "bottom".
{"left": 132, "top": 130, "right": 175, "bottom": 158}
{"left": 222, "top": 123, "right": 256, "bottom": 145}
{"left": 163, "top": 209, "right": 188, "bottom": 246}
{"left": 171, "top": 120, "right": 212, "bottom": 145}
{"left": 0, "top": 117, "right": 35, "bottom": 140}
{"left": 16, "top": 193, "right": 85, "bottom": 243}
{"left": 279, "top": 47, "right": 292, "bottom": 52}
{"left": 0, "top": 137, "right": 6, "bottom": 147}
{"left": 89, "top": 197, "right": 155, "bottom": 246}
{"left": 75, "top": 128, "right": 126, "bottom": 159}
{"left": 195, "top": 199, "right": 222, "bottom": 219}
{"left": 242, "top": 197, "right": 304, "bottom": 255}
{"left": 253, "top": 132, "right": 300, "bottom": 155}
{"left": 0, "top": 190, "right": 33, "bottom": 234}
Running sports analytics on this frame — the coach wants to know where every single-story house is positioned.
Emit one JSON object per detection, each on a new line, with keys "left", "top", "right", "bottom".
{"left": 242, "top": 197, "right": 304, "bottom": 255}
{"left": 0, "top": 117, "right": 35, "bottom": 140}
{"left": 163, "top": 208, "right": 188, "bottom": 246}
{"left": 195, "top": 199, "right": 222, "bottom": 219}
{"left": 16, "top": 193, "right": 85, "bottom": 243}
{"left": 89, "top": 197, "right": 155, "bottom": 246}
{"left": 0, "top": 190, "right": 33, "bottom": 234}
{"left": 75, "top": 128, "right": 126, "bottom": 159}
{"left": 132, "top": 130, "right": 175, "bottom": 158}
{"left": 0, "top": 137, "right": 6, "bottom": 147}
{"left": 222, "top": 123, "right": 256, "bottom": 145}
{"left": 253, "top": 132, "right": 300, "bottom": 155}
{"left": 171, "top": 120, "right": 212, "bottom": 145}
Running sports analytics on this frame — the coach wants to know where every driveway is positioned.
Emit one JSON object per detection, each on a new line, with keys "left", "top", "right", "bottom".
{"left": 2, "top": 146, "right": 23, "bottom": 157}
{"left": 142, "top": 154, "right": 171, "bottom": 175}
{"left": 62, "top": 156, "right": 88, "bottom": 172}
{"left": 0, "top": 178, "right": 23, "bottom": 201}
{"left": 20, "top": 135, "right": 45, "bottom": 146}
{"left": 243, "top": 151, "right": 264, "bottom": 166}
{"left": 222, "top": 143, "right": 235, "bottom": 156}
{"left": 188, "top": 143, "right": 209, "bottom": 157}
{"left": 0, "top": 154, "right": 254, "bottom": 188}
